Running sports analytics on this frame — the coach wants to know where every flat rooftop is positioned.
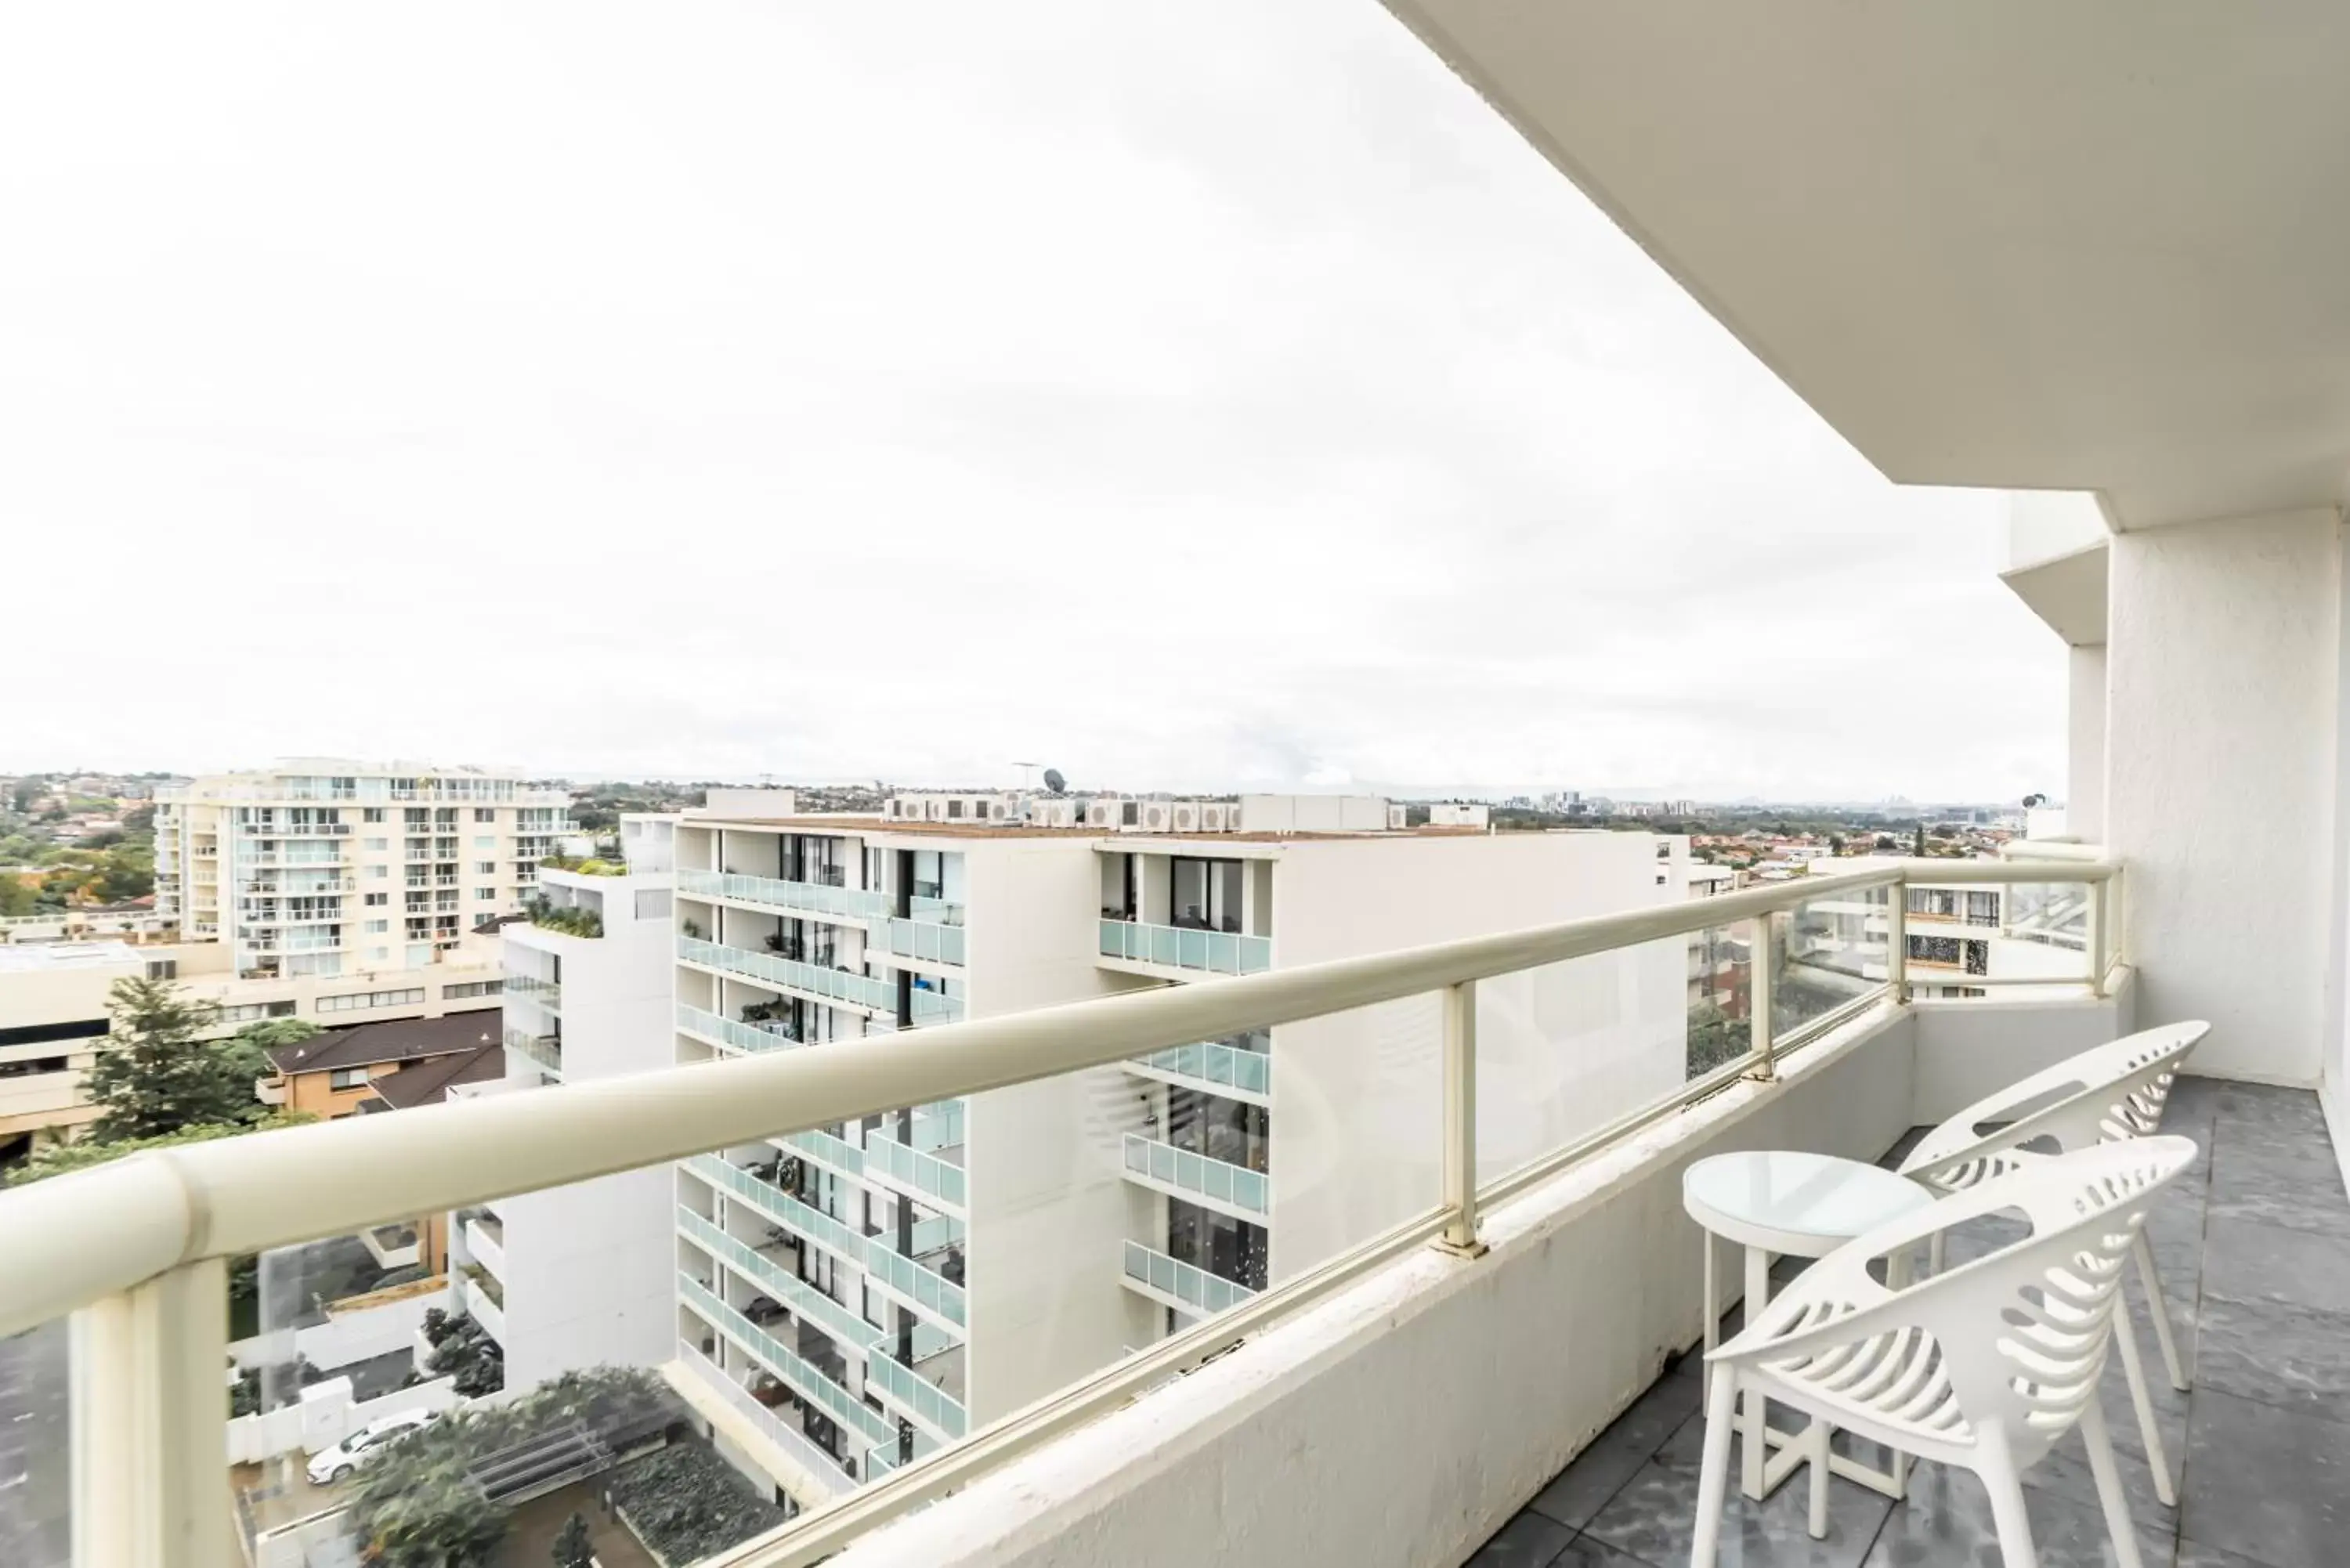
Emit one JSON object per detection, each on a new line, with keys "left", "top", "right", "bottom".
{"left": 683, "top": 813, "right": 1492, "bottom": 844}
{"left": 0, "top": 941, "right": 139, "bottom": 974}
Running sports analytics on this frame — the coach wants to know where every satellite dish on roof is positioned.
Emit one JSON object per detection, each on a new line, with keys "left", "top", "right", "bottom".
{"left": 1043, "top": 768, "right": 1066, "bottom": 795}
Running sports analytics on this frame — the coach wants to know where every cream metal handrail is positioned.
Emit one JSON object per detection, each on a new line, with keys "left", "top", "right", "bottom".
{"left": 0, "top": 857, "right": 2119, "bottom": 1568}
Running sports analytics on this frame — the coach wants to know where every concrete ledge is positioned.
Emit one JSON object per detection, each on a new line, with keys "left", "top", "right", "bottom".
{"left": 835, "top": 1002, "right": 1918, "bottom": 1568}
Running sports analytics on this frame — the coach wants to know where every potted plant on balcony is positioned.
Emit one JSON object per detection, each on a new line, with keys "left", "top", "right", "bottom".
{"left": 682, "top": 919, "right": 703, "bottom": 939}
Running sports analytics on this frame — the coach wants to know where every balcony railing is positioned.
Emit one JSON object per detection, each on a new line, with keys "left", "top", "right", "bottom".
{"left": 689, "top": 1154, "right": 870, "bottom": 1270}
{"left": 861, "top": 1235, "right": 968, "bottom": 1328}
{"left": 678, "top": 935, "right": 897, "bottom": 1014}
{"left": 462, "top": 1274, "right": 505, "bottom": 1342}
{"left": 1122, "top": 1133, "right": 1270, "bottom": 1217}
{"left": 463, "top": 1216, "right": 506, "bottom": 1280}
{"left": 782, "top": 1126, "right": 865, "bottom": 1178}
{"left": 680, "top": 867, "right": 895, "bottom": 924}
{"left": 677, "top": 1207, "right": 884, "bottom": 1354}
{"left": 1120, "top": 1239, "right": 1259, "bottom": 1317}
{"left": 0, "top": 855, "right": 2120, "bottom": 1568}
{"left": 863, "top": 1129, "right": 967, "bottom": 1212}
{"left": 504, "top": 973, "right": 562, "bottom": 1013}
{"left": 1099, "top": 918, "right": 1272, "bottom": 976}
{"left": 679, "top": 1275, "right": 898, "bottom": 1448}
{"left": 872, "top": 916, "right": 967, "bottom": 967}
{"left": 501, "top": 1026, "right": 562, "bottom": 1076}
{"left": 865, "top": 1347, "right": 968, "bottom": 1440}
{"left": 676, "top": 1003, "right": 804, "bottom": 1055}
{"left": 1126, "top": 1035, "right": 1271, "bottom": 1100}
{"left": 677, "top": 1340, "right": 854, "bottom": 1490}
{"left": 866, "top": 1425, "right": 938, "bottom": 1480}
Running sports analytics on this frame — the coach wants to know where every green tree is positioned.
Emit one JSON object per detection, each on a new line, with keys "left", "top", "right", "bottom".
{"left": 3, "top": 1115, "right": 313, "bottom": 1186}
{"left": 1912, "top": 824, "right": 1927, "bottom": 858}
{"left": 0, "top": 877, "right": 34, "bottom": 917}
{"left": 551, "top": 1512, "right": 594, "bottom": 1568}
{"left": 84, "top": 978, "right": 270, "bottom": 1141}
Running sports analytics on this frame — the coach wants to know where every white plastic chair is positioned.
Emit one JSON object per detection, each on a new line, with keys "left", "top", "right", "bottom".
{"left": 1692, "top": 1135, "right": 2199, "bottom": 1568}
{"left": 1898, "top": 1020, "right": 2207, "bottom": 1503}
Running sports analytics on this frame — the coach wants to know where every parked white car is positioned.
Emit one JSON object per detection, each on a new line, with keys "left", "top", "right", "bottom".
{"left": 306, "top": 1406, "right": 441, "bottom": 1486}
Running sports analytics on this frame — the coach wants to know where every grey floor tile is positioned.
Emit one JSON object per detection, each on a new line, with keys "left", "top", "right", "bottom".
{"left": 1867, "top": 1462, "right": 2175, "bottom": 1568}
{"left": 2179, "top": 1388, "right": 2350, "bottom": 1568}
{"left": 2196, "top": 1294, "right": 2350, "bottom": 1422}
{"left": 2209, "top": 1084, "right": 2330, "bottom": 1141}
{"left": 1470, "top": 1506, "right": 1576, "bottom": 1567}
{"left": 1529, "top": 1379, "right": 1693, "bottom": 1531}
{"left": 2199, "top": 1216, "right": 2350, "bottom": 1313}
{"left": 1582, "top": 1451, "right": 1893, "bottom": 1568}
{"left": 1551, "top": 1537, "right": 1653, "bottom": 1568}
{"left": 2173, "top": 1540, "right": 2281, "bottom": 1568}
{"left": 2162, "top": 1075, "right": 2227, "bottom": 1126}
{"left": 2207, "top": 1143, "right": 2350, "bottom": 1241}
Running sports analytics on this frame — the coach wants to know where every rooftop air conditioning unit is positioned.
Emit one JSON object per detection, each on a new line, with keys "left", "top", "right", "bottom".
{"left": 1173, "top": 804, "right": 1198, "bottom": 832}
{"left": 1145, "top": 804, "right": 1168, "bottom": 830}
{"left": 1201, "top": 804, "right": 1228, "bottom": 832}
{"left": 1088, "top": 804, "right": 1110, "bottom": 827}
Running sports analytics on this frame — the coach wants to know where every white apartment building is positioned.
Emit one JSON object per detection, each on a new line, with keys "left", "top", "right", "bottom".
{"left": 666, "top": 794, "right": 1686, "bottom": 1505}
{"left": 153, "top": 761, "right": 571, "bottom": 975}
{"left": 443, "top": 821, "right": 679, "bottom": 1396}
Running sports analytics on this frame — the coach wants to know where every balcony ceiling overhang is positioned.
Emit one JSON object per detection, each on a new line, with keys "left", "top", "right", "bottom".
{"left": 1999, "top": 541, "right": 2108, "bottom": 646}
{"left": 1384, "top": 2, "right": 2350, "bottom": 530}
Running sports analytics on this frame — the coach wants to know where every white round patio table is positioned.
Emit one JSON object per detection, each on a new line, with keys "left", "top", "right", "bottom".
{"left": 1683, "top": 1151, "right": 1935, "bottom": 1513}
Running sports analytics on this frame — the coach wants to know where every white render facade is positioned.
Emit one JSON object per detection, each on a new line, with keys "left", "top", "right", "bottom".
{"left": 665, "top": 799, "right": 1689, "bottom": 1505}
{"left": 153, "top": 761, "right": 571, "bottom": 978}
{"left": 451, "top": 840, "right": 681, "bottom": 1396}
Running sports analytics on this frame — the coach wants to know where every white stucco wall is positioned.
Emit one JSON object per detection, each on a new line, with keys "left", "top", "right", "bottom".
{"left": 2067, "top": 642, "right": 2108, "bottom": 842}
{"left": 1266, "top": 833, "right": 1679, "bottom": 1281}
{"left": 963, "top": 839, "right": 1158, "bottom": 1425}
{"left": 2107, "top": 510, "right": 2341, "bottom": 1083}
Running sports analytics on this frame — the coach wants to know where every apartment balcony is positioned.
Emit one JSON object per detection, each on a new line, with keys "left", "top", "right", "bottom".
{"left": 502, "top": 1024, "right": 562, "bottom": 1077}
{"left": 672, "top": 1340, "right": 854, "bottom": 1499}
{"left": 1120, "top": 1131, "right": 1270, "bottom": 1220}
{"left": 779, "top": 1126, "right": 866, "bottom": 1183}
{"left": 677, "top": 1206, "right": 886, "bottom": 1357}
{"left": 862, "top": 1129, "right": 967, "bottom": 1216}
{"left": 677, "top": 1002, "right": 805, "bottom": 1056}
{"left": 24, "top": 850, "right": 2306, "bottom": 1568}
{"left": 504, "top": 973, "right": 562, "bottom": 1013}
{"left": 1098, "top": 916, "right": 1272, "bottom": 978}
{"left": 679, "top": 866, "right": 895, "bottom": 928}
{"left": 460, "top": 1270, "right": 505, "bottom": 1344}
{"left": 237, "top": 821, "right": 352, "bottom": 837}
{"left": 461, "top": 1215, "right": 505, "bottom": 1280}
{"left": 678, "top": 934, "right": 897, "bottom": 1017}
{"left": 870, "top": 916, "right": 967, "bottom": 969}
{"left": 1123, "top": 1032, "right": 1272, "bottom": 1105}
{"left": 865, "top": 1346, "right": 968, "bottom": 1443}
{"left": 1119, "top": 1239, "right": 1258, "bottom": 1319}
{"left": 678, "top": 1274, "right": 899, "bottom": 1454}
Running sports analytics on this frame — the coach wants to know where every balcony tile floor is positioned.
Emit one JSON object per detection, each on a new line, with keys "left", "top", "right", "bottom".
{"left": 1470, "top": 1076, "right": 2348, "bottom": 1568}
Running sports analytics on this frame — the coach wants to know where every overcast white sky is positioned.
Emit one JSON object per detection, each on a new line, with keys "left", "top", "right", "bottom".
{"left": 0, "top": 2, "right": 2064, "bottom": 802}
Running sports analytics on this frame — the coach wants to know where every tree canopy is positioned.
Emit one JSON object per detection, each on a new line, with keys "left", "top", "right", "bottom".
{"left": 81, "top": 980, "right": 310, "bottom": 1142}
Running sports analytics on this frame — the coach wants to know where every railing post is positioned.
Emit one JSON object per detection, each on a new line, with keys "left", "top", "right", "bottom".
{"left": 74, "top": 1259, "right": 233, "bottom": 1568}
{"left": 1886, "top": 881, "right": 1909, "bottom": 1004}
{"left": 2088, "top": 877, "right": 2109, "bottom": 998}
{"left": 1434, "top": 981, "right": 1487, "bottom": 1258}
{"left": 1747, "top": 914, "right": 1776, "bottom": 1081}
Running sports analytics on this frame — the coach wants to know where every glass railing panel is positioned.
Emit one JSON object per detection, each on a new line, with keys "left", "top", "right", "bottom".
{"left": 688, "top": 1154, "right": 868, "bottom": 1266}
{"left": 908, "top": 1099, "right": 965, "bottom": 1151}
{"left": 863, "top": 1129, "right": 967, "bottom": 1209}
{"left": 1775, "top": 883, "right": 1895, "bottom": 1041}
{"left": 1119, "top": 1241, "right": 1259, "bottom": 1317}
{"left": 675, "top": 1003, "right": 802, "bottom": 1054}
{"left": 678, "top": 1276, "right": 895, "bottom": 1447}
{"left": 677, "top": 1207, "right": 883, "bottom": 1353}
{"left": 1119, "top": 1133, "right": 1269, "bottom": 1216}
{"left": 1133, "top": 1039, "right": 1272, "bottom": 1097}
{"left": 782, "top": 1127, "right": 864, "bottom": 1177}
{"left": 860, "top": 1235, "right": 967, "bottom": 1327}
{"left": 1098, "top": 919, "right": 1271, "bottom": 977}
{"left": 865, "top": 1348, "right": 967, "bottom": 1438}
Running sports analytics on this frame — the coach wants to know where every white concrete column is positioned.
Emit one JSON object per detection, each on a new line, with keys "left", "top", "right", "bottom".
{"left": 2066, "top": 642, "right": 2108, "bottom": 843}
{"left": 2106, "top": 508, "right": 2341, "bottom": 1083}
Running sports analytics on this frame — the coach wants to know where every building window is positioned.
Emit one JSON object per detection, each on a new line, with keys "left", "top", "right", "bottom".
{"left": 474, "top": 836, "right": 495, "bottom": 849}
{"left": 145, "top": 959, "right": 177, "bottom": 981}
{"left": 363, "top": 837, "right": 389, "bottom": 851}
{"left": 475, "top": 860, "right": 496, "bottom": 875}
{"left": 365, "top": 865, "right": 388, "bottom": 880}
{"left": 219, "top": 1000, "right": 298, "bottom": 1024}
{"left": 317, "top": 987, "right": 425, "bottom": 1013}
{"left": 364, "top": 891, "right": 388, "bottom": 907}
{"left": 0, "top": 1057, "right": 70, "bottom": 1079}
{"left": 475, "top": 808, "right": 495, "bottom": 823}
{"left": 363, "top": 807, "right": 385, "bottom": 822}
{"left": 475, "top": 887, "right": 497, "bottom": 901}
{"left": 441, "top": 980, "right": 504, "bottom": 999}
{"left": 329, "top": 1068, "right": 371, "bottom": 1090}
{"left": 365, "top": 919, "right": 389, "bottom": 934}
{"left": 1907, "top": 934, "right": 1963, "bottom": 966}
